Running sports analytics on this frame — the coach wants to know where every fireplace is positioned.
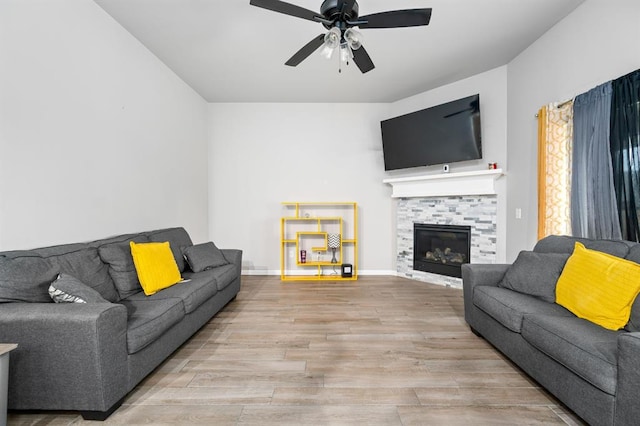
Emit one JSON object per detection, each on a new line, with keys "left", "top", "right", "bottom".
{"left": 413, "top": 223, "right": 471, "bottom": 278}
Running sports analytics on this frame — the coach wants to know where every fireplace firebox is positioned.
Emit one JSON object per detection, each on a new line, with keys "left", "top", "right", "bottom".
{"left": 413, "top": 224, "right": 471, "bottom": 278}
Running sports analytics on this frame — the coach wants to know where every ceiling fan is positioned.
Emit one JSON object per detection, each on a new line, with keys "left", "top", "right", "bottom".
{"left": 249, "top": 0, "right": 432, "bottom": 73}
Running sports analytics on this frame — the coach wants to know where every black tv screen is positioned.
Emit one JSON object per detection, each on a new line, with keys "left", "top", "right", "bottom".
{"left": 381, "top": 94, "right": 482, "bottom": 171}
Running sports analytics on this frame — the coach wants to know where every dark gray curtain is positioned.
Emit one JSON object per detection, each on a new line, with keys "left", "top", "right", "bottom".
{"left": 571, "top": 82, "right": 622, "bottom": 239}
{"left": 610, "top": 69, "right": 640, "bottom": 241}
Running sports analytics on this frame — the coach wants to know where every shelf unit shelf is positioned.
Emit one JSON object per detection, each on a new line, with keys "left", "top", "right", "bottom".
{"left": 280, "top": 201, "right": 357, "bottom": 281}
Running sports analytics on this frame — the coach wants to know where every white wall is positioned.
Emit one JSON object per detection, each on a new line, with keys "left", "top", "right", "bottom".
{"left": 506, "top": 0, "right": 640, "bottom": 261}
{"left": 0, "top": 0, "right": 209, "bottom": 250}
{"left": 387, "top": 66, "right": 509, "bottom": 262}
{"left": 208, "top": 67, "right": 509, "bottom": 274}
{"left": 208, "top": 103, "right": 393, "bottom": 274}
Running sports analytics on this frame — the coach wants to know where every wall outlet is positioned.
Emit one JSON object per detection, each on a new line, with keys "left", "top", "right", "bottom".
{"left": 515, "top": 208, "right": 522, "bottom": 219}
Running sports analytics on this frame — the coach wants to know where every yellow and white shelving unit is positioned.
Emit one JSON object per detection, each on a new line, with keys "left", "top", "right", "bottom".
{"left": 280, "top": 202, "right": 358, "bottom": 281}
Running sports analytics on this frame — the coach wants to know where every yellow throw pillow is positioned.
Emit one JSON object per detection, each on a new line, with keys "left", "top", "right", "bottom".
{"left": 556, "top": 242, "right": 640, "bottom": 330}
{"left": 129, "top": 241, "right": 182, "bottom": 296}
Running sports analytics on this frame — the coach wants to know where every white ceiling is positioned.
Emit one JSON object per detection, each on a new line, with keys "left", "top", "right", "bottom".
{"left": 93, "top": 0, "right": 584, "bottom": 103}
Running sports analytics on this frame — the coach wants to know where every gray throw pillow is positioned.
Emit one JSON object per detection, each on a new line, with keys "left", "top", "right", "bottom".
{"left": 48, "top": 273, "right": 109, "bottom": 304}
{"left": 183, "top": 242, "right": 229, "bottom": 272}
{"left": 0, "top": 252, "right": 59, "bottom": 303}
{"left": 499, "top": 251, "right": 570, "bottom": 303}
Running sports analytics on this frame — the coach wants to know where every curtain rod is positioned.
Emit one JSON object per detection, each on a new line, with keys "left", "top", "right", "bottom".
{"left": 535, "top": 98, "right": 573, "bottom": 118}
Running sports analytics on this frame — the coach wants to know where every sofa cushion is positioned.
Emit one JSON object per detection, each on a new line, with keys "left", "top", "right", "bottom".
{"left": 98, "top": 235, "right": 149, "bottom": 300}
{"left": 41, "top": 246, "right": 120, "bottom": 302}
{"left": 0, "top": 252, "right": 59, "bottom": 303}
{"left": 473, "top": 286, "right": 573, "bottom": 333}
{"left": 124, "top": 273, "right": 217, "bottom": 314}
{"left": 556, "top": 242, "right": 640, "bottom": 330}
{"left": 119, "top": 297, "right": 185, "bottom": 354}
{"left": 498, "top": 251, "right": 569, "bottom": 303}
{"left": 146, "top": 228, "right": 193, "bottom": 272}
{"left": 184, "top": 263, "right": 237, "bottom": 292}
{"left": 48, "top": 273, "right": 109, "bottom": 304}
{"left": 534, "top": 235, "right": 631, "bottom": 258}
{"left": 130, "top": 241, "right": 182, "bottom": 296}
{"left": 183, "top": 242, "right": 229, "bottom": 273}
{"left": 522, "top": 314, "right": 620, "bottom": 395}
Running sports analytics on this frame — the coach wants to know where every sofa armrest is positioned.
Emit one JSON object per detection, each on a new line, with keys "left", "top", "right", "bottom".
{"left": 461, "top": 263, "right": 510, "bottom": 327}
{"left": 0, "top": 302, "right": 129, "bottom": 412}
{"left": 615, "top": 332, "right": 640, "bottom": 425}
{"left": 222, "top": 248, "right": 243, "bottom": 278}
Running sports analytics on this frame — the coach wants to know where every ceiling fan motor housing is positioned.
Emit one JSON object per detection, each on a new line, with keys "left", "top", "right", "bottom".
{"left": 320, "top": 0, "right": 359, "bottom": 25}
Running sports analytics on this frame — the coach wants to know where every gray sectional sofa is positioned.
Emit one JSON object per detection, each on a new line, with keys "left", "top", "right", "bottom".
{"left": 0, "top": 227, "right": 242, "bottom": 420}
{"left": 463, "top": 235, "right": 640, "bottom": 426}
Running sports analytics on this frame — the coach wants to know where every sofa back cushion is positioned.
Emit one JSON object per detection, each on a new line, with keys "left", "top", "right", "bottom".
{"left": 146, "top": 228, "right": 193, "bottom": 272}
{"left": 35, "top": 244, "right": 120, "bottom": 303}
{"left": 534, "top": 235, "right": 632, "bottom": 258}
{"left": 98, "top": 235, "right": 149, "bottom": 300}
{"left": 0, "top": 251, "right": 59, "bottom": 303}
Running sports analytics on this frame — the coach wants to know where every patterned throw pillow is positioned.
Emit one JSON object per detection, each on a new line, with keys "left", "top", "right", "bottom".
{"left": 48, "top": 273, "right": 109, "bottom": 303}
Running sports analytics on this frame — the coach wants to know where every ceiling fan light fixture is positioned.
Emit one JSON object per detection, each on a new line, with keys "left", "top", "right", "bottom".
{"left": 320, "top": 26, "right": 341, "bottom": 59}
{"left": 320, "top": 44, "right": 335, "bottom": 59}
{"left": 323, "top": 27, "right": 341, "bottom": 48}
{"left": 344, "top": 28, "right": 362, "bottom": 50}
{"left": 340, "top": 42, "right": 353, "bottom": 62}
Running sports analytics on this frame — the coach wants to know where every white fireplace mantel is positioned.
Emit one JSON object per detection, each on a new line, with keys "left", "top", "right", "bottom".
{"left": 383, "top": 169, "right": 504, "bottom": 198}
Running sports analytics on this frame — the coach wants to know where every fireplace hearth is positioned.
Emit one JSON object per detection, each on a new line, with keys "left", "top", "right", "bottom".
{"left": 413, "top": 223, "right": 471, "bottom": 278}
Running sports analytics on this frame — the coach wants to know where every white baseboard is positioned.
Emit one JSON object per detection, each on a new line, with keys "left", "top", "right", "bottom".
{"left": 241, "top": 269, "right": 398, "bottom": 276}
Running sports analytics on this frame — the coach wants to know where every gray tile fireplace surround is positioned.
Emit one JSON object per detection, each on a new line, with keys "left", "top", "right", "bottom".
{"left": 397, "top": 195, "right": 497, "bottom": 288}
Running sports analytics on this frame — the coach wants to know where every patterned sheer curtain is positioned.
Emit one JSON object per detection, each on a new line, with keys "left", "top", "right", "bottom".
{"left": 537, "top": 102, "right": 574, "bottom": 239}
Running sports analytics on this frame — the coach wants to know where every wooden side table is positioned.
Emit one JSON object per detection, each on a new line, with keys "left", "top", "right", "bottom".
{"left": 0, "top": 344, "right": 17, "bottom": 426}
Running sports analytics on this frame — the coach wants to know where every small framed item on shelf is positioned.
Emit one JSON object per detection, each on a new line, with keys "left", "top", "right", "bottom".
{"left": 341, "top": 263, "right": 353, "bottom": 278}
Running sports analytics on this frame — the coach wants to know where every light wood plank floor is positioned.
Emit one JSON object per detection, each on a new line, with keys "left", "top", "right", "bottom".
{"left": 8, "top": 276, "right": 586, "bottom": 425}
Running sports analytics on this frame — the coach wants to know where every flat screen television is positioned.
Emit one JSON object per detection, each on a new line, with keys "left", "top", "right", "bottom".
{"left": 381, "top": 94, "right": 482, "bottom": 171}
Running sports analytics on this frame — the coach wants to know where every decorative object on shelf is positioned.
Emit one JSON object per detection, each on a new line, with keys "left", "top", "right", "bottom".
{"left": 488, "top": 162, "right": 498, "bottom": 170}
{"left": 328, "top": 233, "right": 341, "bottom": 263}
{"left": 300, "top": 249, "right": 307, "bottom": 263}
{"left": 341, "top": 263, "right": 353, "bottom": 278}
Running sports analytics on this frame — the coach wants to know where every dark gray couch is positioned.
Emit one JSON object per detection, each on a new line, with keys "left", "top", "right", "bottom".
{"left": 0, "top": 227, "right": 242, "bottom": 420}
{"left": 462, "top": 235, "right": 640, "bottom": 426}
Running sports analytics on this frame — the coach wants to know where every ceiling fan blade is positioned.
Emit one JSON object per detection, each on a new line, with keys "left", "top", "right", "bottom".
{"left": 358, "top": 9, "right": 432, "bottom": 29}
{"left": 249, "top": 0, "right": 321, "bottom": 22}
{"left": 285, "top": 34, "right": 326, "bottom": 67}
{"left": 352, "top": 45, "right": 375, "bottom": 74}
